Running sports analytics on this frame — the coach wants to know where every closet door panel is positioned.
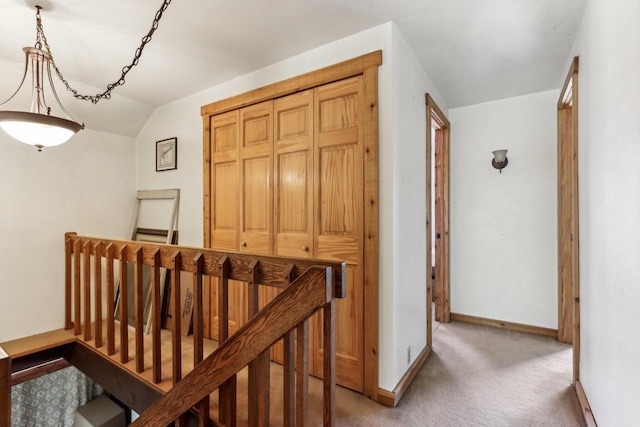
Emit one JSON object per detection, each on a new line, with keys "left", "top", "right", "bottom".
{"left": 240, "top": 101, "right": 273, "bottom": 255}
{"left": 211, "top": 111, "right": 240, "bottom": 252}
{"left": 275, "top": 90, "right": 314, "bottom": 259}
{"left": 312, "top": 76, "right": 364, "bottom": 392}
{"left": 209, "top": 110, "right": 248, "bottom": 339}
{"left": 312, "top": 265, "right": 363, "bottom": 390}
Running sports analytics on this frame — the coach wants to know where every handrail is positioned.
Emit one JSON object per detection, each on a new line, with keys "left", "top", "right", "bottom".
{"left": 132, "top": 265, "right": 336, "bottom": 426}
{"left": 65, "top": 233, "right": 346, "bottom": 297}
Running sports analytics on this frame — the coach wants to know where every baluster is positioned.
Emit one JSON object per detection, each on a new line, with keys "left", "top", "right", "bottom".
{"left": 170, "top": 251, "right": 186, "bottom": 427}
{"left": 192, "top": 253, "right": 209, "bottom": 427}
{"left": 218, "top": 255, "right": 236, "bottom": 427}
{"left": 296, "top": 320, "right": 309, "bottom": 427}
{"left": 119, "top": 245, "right": 129, "bottom": 363}
{"left": 151, "top": 249, "right": 162, "bottom": 383}
{"left": 134, "top": 247, "right": 144, "bottom": 373}
{"left": 64, "top": 234, "right": 74, "bottom": 330}
{"left": 248, "top": 258, "right": 269, "bottom": 427}
{"left": 83, "top": 241, "right": 92, "bottom": 341}
{"left": 283, "top": 330, "right": 295, "bottom": 427}
{"left": 94, "top": 242, "right": 104, "bottom": 348}
{"left": 323, "top": 268, "right": 336, "bottom": 427}
{"left": 193, "top": 253, "right": 204, "bottom": 366}
{"left": 73, "top": 239, "right": 82, "bottom": 336}
{"left": 283, "top": 263, "right": 297, "bottom": 427}
{"left": 171, "top": 251, "right": 182, "bottom": 384}
{"left": 106, "top": 244, "right": 116, "bottom": 356}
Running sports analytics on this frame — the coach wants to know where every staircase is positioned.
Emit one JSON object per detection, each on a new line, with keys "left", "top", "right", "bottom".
{"left": 0, "top": 232, "right": 346, "bottom": 426}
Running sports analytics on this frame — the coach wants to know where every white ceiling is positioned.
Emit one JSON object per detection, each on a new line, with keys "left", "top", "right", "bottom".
{"left": 0, "top": 0, "right": 587, "bottom": 137}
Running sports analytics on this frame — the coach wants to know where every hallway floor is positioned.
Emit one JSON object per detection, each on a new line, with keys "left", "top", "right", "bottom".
{"left": 311, "top": 321, "right": 584, "bottom": 426}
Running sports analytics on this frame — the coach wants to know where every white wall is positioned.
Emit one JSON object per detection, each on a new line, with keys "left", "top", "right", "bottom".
{"left": 390, "top": 24, "right": 448, "bottom": 385}
{"left": 0, "top": 129, "right": 136, "bottom": 342}
{"left": 449, "top": 90, "right": 558, "bottom": 329}
{"left": 569, "top": 0, "right": 640, "bottom": 424}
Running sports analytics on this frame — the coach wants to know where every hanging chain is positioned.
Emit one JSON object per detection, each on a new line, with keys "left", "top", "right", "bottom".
{"left": 35, "top": 0, "right": 172, "bottom": 104}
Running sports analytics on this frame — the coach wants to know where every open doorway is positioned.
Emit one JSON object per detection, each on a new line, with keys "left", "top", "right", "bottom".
{"left": 557, "top": 57, "right": 580, "bottom": 384}
{"left": 426, "top": 94, "right": 450, "bottom": 344}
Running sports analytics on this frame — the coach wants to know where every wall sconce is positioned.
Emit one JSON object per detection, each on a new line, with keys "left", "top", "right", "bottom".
{"left": 492, "top": 149, "right": 508, "bottom": 173}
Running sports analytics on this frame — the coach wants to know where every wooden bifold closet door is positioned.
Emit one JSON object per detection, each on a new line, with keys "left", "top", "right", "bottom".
{"left": 206, "top": 76, "right": 365, "bottom": 392}
{"left": 311, "top": 77, "right": 364, "bottom": 392}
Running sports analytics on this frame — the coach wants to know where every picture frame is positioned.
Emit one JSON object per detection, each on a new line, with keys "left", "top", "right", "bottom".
{"left": 156, "top": 137, "right": 177, "bottom": 171}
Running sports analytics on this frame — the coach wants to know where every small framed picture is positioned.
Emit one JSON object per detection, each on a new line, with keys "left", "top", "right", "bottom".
{"left": 156, "top": 137, "right": 177, "bottom": 171}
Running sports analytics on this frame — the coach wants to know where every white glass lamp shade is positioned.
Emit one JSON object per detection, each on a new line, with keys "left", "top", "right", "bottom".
{"left": 492, "top": 149, "right": 508, "bottom": 163}
{"left": 491, "top": 149, "right": 509, "bottom": 172}
{"left": 0, "top": 111, "right": 82, "bottom": 150}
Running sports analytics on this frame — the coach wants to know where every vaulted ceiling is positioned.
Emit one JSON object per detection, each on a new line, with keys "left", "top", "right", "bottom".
{"left": 0, "top": 0, "right": 587, "bottom": 137}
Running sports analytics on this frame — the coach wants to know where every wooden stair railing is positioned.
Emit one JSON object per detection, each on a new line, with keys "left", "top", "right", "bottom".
{"left": 133, "top": 265, "right": 338, "bottom": 426}
{"left": 62, "top": 232, "right": 346, "bottom": 426}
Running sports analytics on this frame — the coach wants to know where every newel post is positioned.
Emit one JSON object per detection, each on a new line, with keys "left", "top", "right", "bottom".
{"left": 64, "top": 232, "right": 77, "bottom": 330}
{"left": 0, "top": 347, "right": 11, "bottom": 426}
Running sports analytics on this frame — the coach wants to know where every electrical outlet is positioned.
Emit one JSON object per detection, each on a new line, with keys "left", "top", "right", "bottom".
{"left": 407, "top": 346, "right": 411, "bottom": 365}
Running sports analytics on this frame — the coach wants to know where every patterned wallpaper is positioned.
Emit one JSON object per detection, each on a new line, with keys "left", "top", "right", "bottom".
{"left": 11, "top": 366, "right": 103, "bottom": 426}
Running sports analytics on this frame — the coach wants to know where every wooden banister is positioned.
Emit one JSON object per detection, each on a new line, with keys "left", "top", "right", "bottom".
{"left": 131, "top": 266, "right": 335, "bottom": 426}
{"left": 63, "top": 233, "right": 345, "bottom": 426}
{"left": 64, "top": 234, "right": 345, "bottom": 297}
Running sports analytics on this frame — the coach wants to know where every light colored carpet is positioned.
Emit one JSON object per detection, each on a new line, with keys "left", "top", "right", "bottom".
{"left": 325, "top": 321, "right": 584, "bottom": 426}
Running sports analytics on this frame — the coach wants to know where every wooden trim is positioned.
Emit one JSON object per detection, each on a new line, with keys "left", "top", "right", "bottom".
{"left": 450, "top": 313, "right": 558, "bottom": 338}
{"left": 363, "top": 65, "right": 380, "bottom": 401}
{"left": 376, "top": 388, "right": 396, "bottom": 408}
{"left": 558, "top": 57, "right": 579, "bottom": 109}
{"left": 201, "top": 51, "right": 382, "bottom": 117}
{"left": 425, "top": 96, "right": 433, "bottom": 350}
{"left": 426, "top": 95, "right": 449, "bottom": 129}
{"left": 426, "top": 94, "right": 451, "bottom": 324}
{"left": 575, "top": 380, "right": 597, "bottom": 427}
{"left": 11, "top": 358, "right": 70, "bottom": 386}
{"left": 570, "top": 59, "right": 580, "bottom": 385}
{"left": 440, "top": 126, "right": 450, "bottom": 324}
{"left": 376, "top": 344, "right": 431, "bottom": 407}
{"left": 557, "top": 57, "right": 580, "bottom": 384}
{"left": 203, "top": 111, "right": 212, "bottom": 249}
{"left": 64, "top": 342, "right": 164, "bottom": 415}
{"left": 557, "top": 106, "right": 573, "bottom": 345}
{"left": 0, "top": 329, "right": 76, "bottom": 359}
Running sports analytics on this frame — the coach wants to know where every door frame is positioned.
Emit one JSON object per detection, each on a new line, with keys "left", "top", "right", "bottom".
{"left": 426, "top": 94, "right": 451, "bottom": 333}
{"left": 557, "top": 57, "right": 580, "bottom": 383}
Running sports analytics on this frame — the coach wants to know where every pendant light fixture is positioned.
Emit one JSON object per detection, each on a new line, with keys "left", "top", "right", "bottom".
{"left": 0, "top": 1, "right": 172, "bottom": 151}
{"left": 0, "top": 7, "right": 83, "bottom": 151}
